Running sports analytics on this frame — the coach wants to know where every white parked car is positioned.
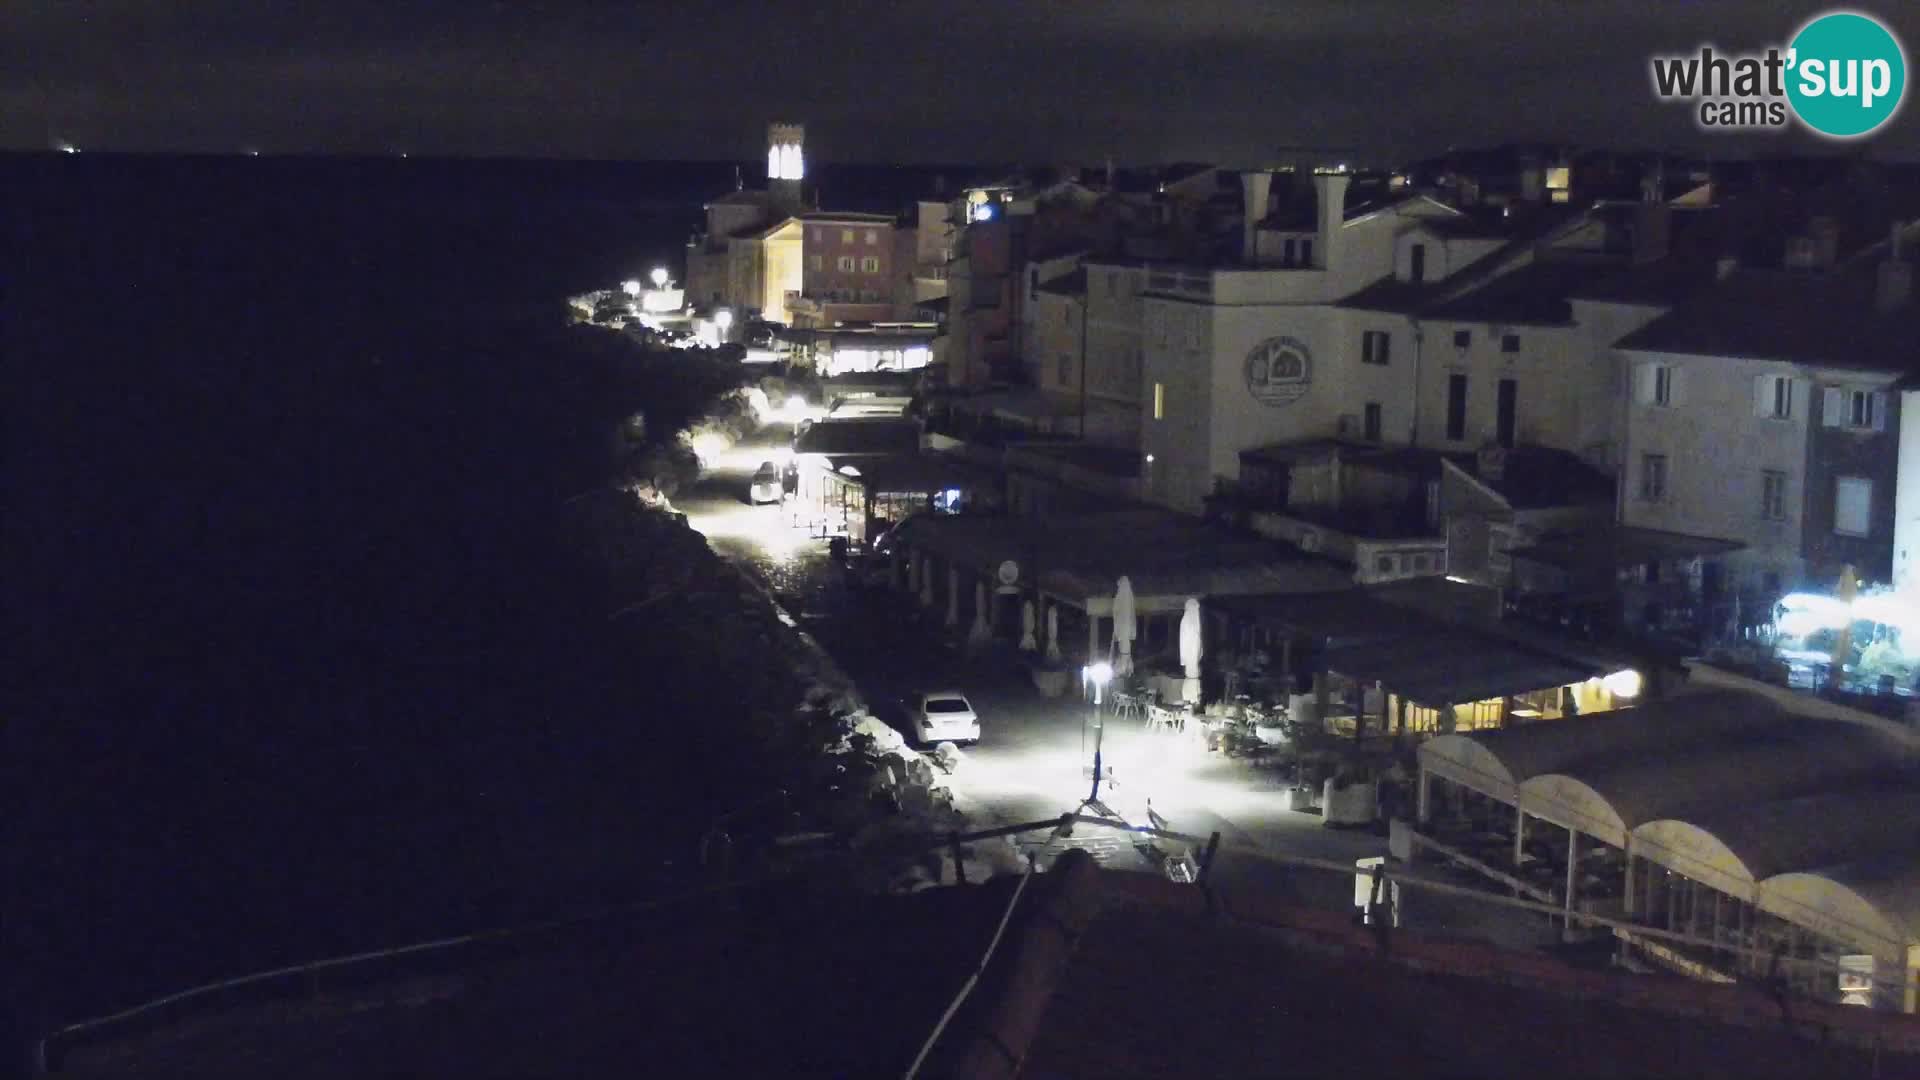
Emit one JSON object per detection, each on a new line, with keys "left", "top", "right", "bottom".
{"left": 912, "top": 691, "right": 980, "bottom": 746}
{"left": 748, "top": 462, "right": 782, "bottom": 505}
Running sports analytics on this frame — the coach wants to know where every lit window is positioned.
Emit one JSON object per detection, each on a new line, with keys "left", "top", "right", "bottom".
{"left": 841, "top": 229, "right": 855, "bottom": 243}
{"left": 1153, "top": 382, "right": 1165, "bottom": 420}
{"left": 1640, "top": 453, "right": 1668, "bottom": 501}
{"left": 1546, "top": 166, "right": 1571, "bottom": 191}
{"left": 1761, "top": 470, "right": 1787, "bottom": 520}
{"left": 861, "top": 256, "right": 879, "bottom": 273}
{"left": 837, "top": 256, "right": 855, "bottom": 272}
{"left": 1835, "top": 476, "right": 1872, "bottom": 536}
{"left": 865, "top": 230, "right": 877, "bottom": 245}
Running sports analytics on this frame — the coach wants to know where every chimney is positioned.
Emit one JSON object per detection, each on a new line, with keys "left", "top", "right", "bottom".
{"left": 1877, "top": 222, "right": 1913, "bottom": 313}
{"left": 1312, "top": 171, "right": 1351, "bottom": 271}
{"left": 1241, "top": 170, "right": 1273, "bottom": 263}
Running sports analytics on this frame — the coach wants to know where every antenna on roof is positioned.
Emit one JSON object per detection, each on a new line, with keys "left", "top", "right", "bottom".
{"left": 734, "top": 164, "right": 743, "bottom": 192}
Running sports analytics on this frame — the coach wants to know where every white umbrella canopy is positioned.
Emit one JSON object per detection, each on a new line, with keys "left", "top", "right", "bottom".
{"left": 1112, "top": 576, "right": 1137, "bottom": 677}
{"left": 1045, "top": 604, "right": 1062, "bottom": 663}
{"left": 1179, "top": 597, "right": 1204, "bottom": 704}
{"left": 1020, "top": 599, "right": 1038, "bottom": 652}
{"left": 970, "top": 581, "right": 992, "bottom": 644}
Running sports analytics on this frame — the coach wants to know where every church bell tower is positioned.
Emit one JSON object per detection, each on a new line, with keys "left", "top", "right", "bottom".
{"left": 767, "top": 122, "right": 806, "bottom": 216}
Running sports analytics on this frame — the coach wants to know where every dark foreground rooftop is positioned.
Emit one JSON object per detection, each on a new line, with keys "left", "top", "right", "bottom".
{"left": 53, "top": 851, "right": 1920, "bottom": 1078}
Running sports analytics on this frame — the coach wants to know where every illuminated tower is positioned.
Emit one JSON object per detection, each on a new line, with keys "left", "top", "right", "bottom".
{"left": 768, "top": 122, "right": 805, "bottom": 216}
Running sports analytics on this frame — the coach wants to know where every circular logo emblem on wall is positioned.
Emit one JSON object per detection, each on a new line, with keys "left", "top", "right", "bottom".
{"left": 1245, "top": 336, "right": 1312, "bottom": 407}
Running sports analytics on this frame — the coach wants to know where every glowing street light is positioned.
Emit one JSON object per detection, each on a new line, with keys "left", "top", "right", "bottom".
{"left": 650, "top": 267, "right": 670, "bottom": 289}
{"left": 1083, "top": 662, "right": 1114, "bottom": 802}
{"left": 621, "top": 279, "right": 642, "bottom": 298}
{"left": 715, "top": 308, "right": 734, "bottom": 331}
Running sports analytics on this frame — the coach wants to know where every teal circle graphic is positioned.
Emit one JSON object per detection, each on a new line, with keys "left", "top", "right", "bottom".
{"left": 1786, "top": 12, "right": 1906, "bottom": 138}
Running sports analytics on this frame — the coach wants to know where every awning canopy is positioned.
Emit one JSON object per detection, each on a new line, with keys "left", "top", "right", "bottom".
{"left": 1208, "top": 588, "right": 1441, "bottom": 648}
{"left": 1319, "top": 631, "right": 1603, "bottom": 707}
{"left": 891, "top": 509, "right": 1352, "bottom": 613}
{"left": 1761, "top": 852, "right": 1920, "bottom": 958}
{"left": 1419, "top": 689, "right": 1785, "bottom": 804}
{"left": 1634, "top": 787, "right": 1920, "bottom": 902}
{"left": 1506, "top": 526, "right": 1745, "bottom": 570}
{"left": 822, "top": 454, "right": 999, "bottom": 497}
{"left": 1523, "top": 721, "right": 1900, "bottom": 848}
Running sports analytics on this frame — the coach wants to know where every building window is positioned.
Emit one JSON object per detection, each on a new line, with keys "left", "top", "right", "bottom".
{"left": 809, "top": 254, "right": 823, "bottom": 272}
{"left": 1754, "top": 375, "right": 1793, "bottom": 419}
{"left": 1640, "top": 453, "right": 1668, "bottom": 502}
{"left": 1106, "top": 272, "right": 1117, "bottom": 298}
{"left": 1364, "top": 402, "right": 1383, "bottom": 441}
{"left": 1153, "top": 382, "right": 1165, "bottom": 420}
{"left": 1761, "top": 470, "right": 1787, "bottom": 520}
{"left": 865, "top": 230, "right": 877, "bottom": 245}
{"left": 1409, "top": 243, "right": 1427, "bottom": 283}
{"left": 1849, "top": 389, "right": 1877, "bottom": 428}
{"left": 1446, "top": 374, "right": 1468, "bottom": 441}
{"left": 1653, "top": 365, "right": 1679, "bottom": 406}
{"left": 811, "top": 228, "right": 822, "bottom": 242}
{"left": 1823, "top": 387, "right": 1887, "bottom": 431}
{"left": 1835, "top": 476, "right": 1872, "bottom": 536}
{"left": 1058, "top": 353, "right": 1072, "bottom": 384}
{"left": 1362, "top": 330, "right": 1391, "bottom": 366}
{"left": 1283, "top": 238, "right": 1297, "bottom": 265}
{"left": 861, "top": 256, "right": 880, "bottom": 273}
{"left": 1453, "top": 329, "right": 1471, "bottom": 349}
{"left": 1501, "top": 333, "right": 1521, "bottom": 353}
{"left": 841, "top": 229, "right": 855, "bottom": 243}
{"left": 837, "top": 256, "right": 855, "bottom": 272}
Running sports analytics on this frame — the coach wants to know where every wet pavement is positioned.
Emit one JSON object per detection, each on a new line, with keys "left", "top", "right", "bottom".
{"left": 677, "top": 424, "right": 1563, "bottom": 946}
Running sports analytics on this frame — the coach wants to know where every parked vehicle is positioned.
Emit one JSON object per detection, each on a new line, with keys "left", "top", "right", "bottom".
{"left": 748, "top": 462, "right": 782, "bottom": 505}
{"left": 910, "top": 690, "right": 980, "bottom": 746}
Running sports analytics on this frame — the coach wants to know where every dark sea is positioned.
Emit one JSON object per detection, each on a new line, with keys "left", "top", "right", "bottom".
{"left": 0, "top": 151, "right": 977, "bottom": 1051}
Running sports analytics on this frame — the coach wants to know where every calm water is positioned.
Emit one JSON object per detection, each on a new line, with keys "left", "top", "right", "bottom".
{"left": 1, "top": 152, "right": 970, "bottom": 1035}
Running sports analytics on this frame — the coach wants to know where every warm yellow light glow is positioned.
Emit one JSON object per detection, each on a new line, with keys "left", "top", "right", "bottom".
{"left": 1602, "top": 669, "right": 1643, "bottom": 698}
{"left": 1153, "top": 383, "right": 1165, "bottom": 420}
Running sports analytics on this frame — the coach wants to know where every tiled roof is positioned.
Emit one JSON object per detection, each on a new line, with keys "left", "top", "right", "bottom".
{"left": 1451, "top": 445, "right": 1615, "bottom": 510}
{"left": 1422, "top": 258, "right": 1620, "bottom": 326}
{"left": 792, "top": 418, "right": 922, "bottom": 456}
{"left": 1615, "top": 249, "right": 1920, "bottom": 374}
{"left": 1033, "top": 267, "right": 1087, "bottom": 297}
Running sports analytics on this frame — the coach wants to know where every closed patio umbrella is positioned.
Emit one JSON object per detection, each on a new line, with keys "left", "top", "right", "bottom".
{"left": 1045, "top": 604, "right": 1062, "bottom": 663}
{"left": 1179, "top": 597, "right": 1203, "bottom": 704}
{"left": 1113, "top": 576, "right": 1136, "bottom": 677}
{"left": 1020, "top": 599, "right": 1038, "bottom": 652}
{"left": 970, "top": 581, "right": 992, "bottom": 645}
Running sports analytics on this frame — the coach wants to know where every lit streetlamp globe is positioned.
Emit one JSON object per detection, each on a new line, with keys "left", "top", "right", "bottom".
{"left": 715, "top": 309, "right": 734, "bottom": 331}
{"left": 650, "top": 267, "right": 670, "bottom": 288}
{"left": 621, "top": 279, "right": 641, "bottom": 298}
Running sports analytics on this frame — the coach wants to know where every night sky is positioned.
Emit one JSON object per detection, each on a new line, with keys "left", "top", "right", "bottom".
{"left": 3, "top": 2, "right": 1917, "bottom": 165}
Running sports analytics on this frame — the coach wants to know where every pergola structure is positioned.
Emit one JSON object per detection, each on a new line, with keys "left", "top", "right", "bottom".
{"left": 884, "top": 509, "right": 1351, "bottom": 664}
{"left": 1414, "top": 689, "right": 1920, "bottom": 1010}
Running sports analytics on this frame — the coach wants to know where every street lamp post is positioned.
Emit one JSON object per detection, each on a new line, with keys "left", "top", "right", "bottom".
{"left": 1083, "top": 662, "right": 1112, "bottom": 803}
{"left": 650, "top": 266, "right": 670, "bottom": 289}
